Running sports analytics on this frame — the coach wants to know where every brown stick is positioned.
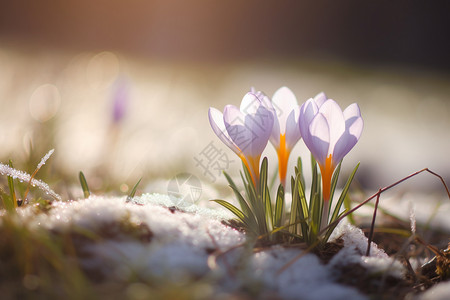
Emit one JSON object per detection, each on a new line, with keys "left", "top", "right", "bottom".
{"left": 366, "top": 189, "right": 381, "bottom": 256}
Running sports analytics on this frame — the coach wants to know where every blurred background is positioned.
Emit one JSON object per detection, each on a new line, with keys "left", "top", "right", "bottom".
{"left": 0, "top": 1, "right": 449, "bottom": 199}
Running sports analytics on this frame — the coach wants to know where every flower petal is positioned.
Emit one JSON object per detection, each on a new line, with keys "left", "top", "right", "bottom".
{"left": 270, "top": 117, "right": 281, "bottom": 148}
{"left": 332, "top": 118, "right": 363, "bottom": 163}
{"left": 245, "top": 105, "right": 274, "bottom": 156}
{"left": 208, "top": 107, "right": 240, "bottom": 156}
{"left": 318, "top": 99, "right": 345, "bottom": 153}
{"left": 284, "top": 106, "right": 302, "bottom": 150}
{"left": 224, "top": 103, "right": 273, "bottom": 158}
{"left": 299, "top": 98, "right": 319, "bottom": 139}
{"left": 240, "top": 93, "right": 261, "bottom": 115}
{"left": 314, "top": 92, "right": 328, "bottom": 107}
{"left": 223, "top": 105, "right": 252, "bottom": 154}
{"left": 307, "top": 113, "right": 330, "bottom": 165}
{"left": 348, "top": 115, "right": 364, "bottom": 140}
{"left": 271, "top": 87, "right": 298, "bottom": 133}
{"left": 343, "top": 103, "right": 361, "bottom": 120}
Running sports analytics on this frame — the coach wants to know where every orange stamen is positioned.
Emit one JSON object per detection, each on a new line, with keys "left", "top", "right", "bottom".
{"left": 277, "top": 134, "right": 290, "bottom": 187}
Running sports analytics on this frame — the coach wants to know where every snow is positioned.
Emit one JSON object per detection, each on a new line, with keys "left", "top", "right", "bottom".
{"left": 12, "top": 193, "right": 449, "bottom": 299}
{"left": 417, "top": 281, "right": 450, "bottom": 300}
{"left": 329, "top": 224, "right": 405, "bottom": 278}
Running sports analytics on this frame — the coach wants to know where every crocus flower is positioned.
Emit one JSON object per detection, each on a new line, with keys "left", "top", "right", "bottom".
{"left": 208, "top": 92, "right": 275, "bottom": 185}
{"left": 111, "top": 77, "right": 130, "bottom": 124}
{"left": 268, "top": 87, "right": 302, "bottom": 187}
{"left": 299, "top": 93, "right": 363, "bottom": 229}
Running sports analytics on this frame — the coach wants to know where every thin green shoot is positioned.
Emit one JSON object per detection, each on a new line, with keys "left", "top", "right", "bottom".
{"left": 79, "top": 171, "right": 90, "bottom": 198}
{"left": 126, "top": 178, "right": 142, "bottom": 202}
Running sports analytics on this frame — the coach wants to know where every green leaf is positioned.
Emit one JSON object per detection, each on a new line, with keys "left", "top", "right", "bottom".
{"left": 324, "top": 162, "right": 360, "bottom": 242}
{"left": 309, "top": 191, "right": 321, "bottom": 239}
{"left": 79, "top": 171, "right": 90, "bottom": 198}
{"left": 260, "top": 157, "right": 272, "bottom": 232}
{"left": 329, "top": 163, "right": 360, "bottom": 224}
{"left": 223, "top": 171, "right": 258, "bottom": 230}
{"left": 269, "top": 164, "right": 279, "bottom": 190}
{"left": 274, "top": 184, "right": 285, "bottom": 228}
{"left": 343, "top": 193, "right": 356, "bottom": 225}
{"left": 224, "top": 171, "right": 250, "bottom": 215}
{"left": 241, "top": 163, "right": 257, "bottom": 209}
{"left": 126, "top": 178, "right": 142, "bottom": 202}
{"left": 296, "top": 174, "right": 310, "bottom": 242}
{"left": 289, "top": 175, "right": 300, "bottom": 236}
{"left": 297, "top": 157, "right": 305, "bottom": 188}
{"left": 309, "top": 155, "right": 319, "bottom": 210}
{"left": 212, "top": 199, "right": 248, "bottom": 225}
{"left": 329, "top": 161, "right": 342, "bottom": 205}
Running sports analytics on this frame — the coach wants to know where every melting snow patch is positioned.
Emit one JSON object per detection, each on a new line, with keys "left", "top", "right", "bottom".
{"left": 329, "top": 223, "right": 405, "bottom": 278}
{"left": 13, "top": 193, "right": 414, "bottom": 299}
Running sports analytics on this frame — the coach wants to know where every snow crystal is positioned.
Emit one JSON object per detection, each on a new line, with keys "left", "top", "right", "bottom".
{"left": 36, "top": 148, "right": 54, "bottom": 170}
{"left": 0, "top": 162, "right": 61, "bottom": 201}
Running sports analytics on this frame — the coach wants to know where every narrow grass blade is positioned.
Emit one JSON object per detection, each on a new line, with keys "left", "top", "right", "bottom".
{"left": 7, "top": 160, "right": 18, "bottom": 209}
{"left": 126, "top": 178, "right": 142, "bottom": 202}
{"left": 1, "top": 190, "right": 15, "bottom": 213}
{"left": 79, "top": 171, "right": 90, "bottom": 198}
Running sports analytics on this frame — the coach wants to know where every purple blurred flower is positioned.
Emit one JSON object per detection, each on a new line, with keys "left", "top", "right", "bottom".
{"left": 208, "top": 92, "right": 275, "bottom": 184}
{"left": 111, "top": 78, "right": 130, "bottom": 124}
{"left": 268, "top": 87, "right": 302, "bottom": 187}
